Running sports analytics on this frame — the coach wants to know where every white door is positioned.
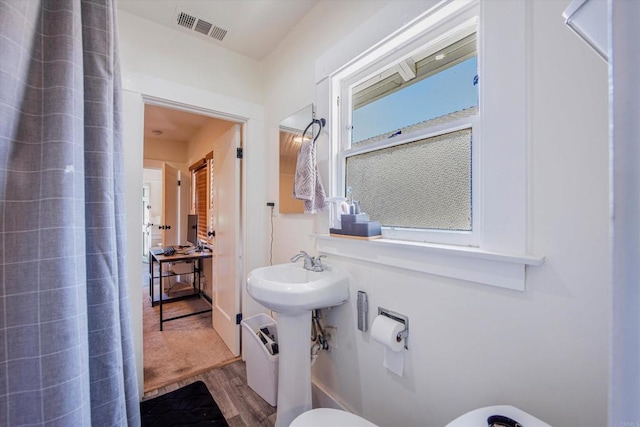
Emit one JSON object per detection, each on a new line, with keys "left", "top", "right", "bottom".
{"left": 142, "top": 186, "right": 150, "bottom": 259}
{"left": 161, "top": 163, "right": 180, "bottom": 246}
{"left": 212, "top": 124, "right": 241, "bottom": 356}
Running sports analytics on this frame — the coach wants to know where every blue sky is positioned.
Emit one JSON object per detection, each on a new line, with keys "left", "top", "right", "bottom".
{"left": 352, "top": 57, "right": 478, "bottom": 143}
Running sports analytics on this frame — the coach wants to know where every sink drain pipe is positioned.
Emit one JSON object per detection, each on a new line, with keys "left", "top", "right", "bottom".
{"left": 310, "top": 309, "right": 329, "bottom": 367}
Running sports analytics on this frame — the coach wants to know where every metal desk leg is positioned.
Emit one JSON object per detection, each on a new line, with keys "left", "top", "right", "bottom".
{"left": 149, "top": 252, "right": 153, "bottom": 300}
{"left": 195, "top": 259, "right": 201, "bottom": 296}
{"left": 159, "top": 259, "right": 163, "bottom": 331}
{"left": 191, "top": 260, "right": 197, "bottom": 292}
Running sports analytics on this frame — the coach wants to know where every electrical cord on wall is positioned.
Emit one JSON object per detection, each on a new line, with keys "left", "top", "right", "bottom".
{"left": 266, "top": 202, "right": 276, "bottom": 320}
{"left": 267, "top": 202, "right": 275, "bottom": 265}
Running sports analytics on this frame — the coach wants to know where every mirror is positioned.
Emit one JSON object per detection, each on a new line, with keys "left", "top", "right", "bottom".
{"left": 279, "top": 104, "right": 315, "bottom": 213}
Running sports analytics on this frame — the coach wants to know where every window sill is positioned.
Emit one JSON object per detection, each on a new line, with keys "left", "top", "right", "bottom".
{"left": 315, "top": 235, "right": 544, "bottom": 291}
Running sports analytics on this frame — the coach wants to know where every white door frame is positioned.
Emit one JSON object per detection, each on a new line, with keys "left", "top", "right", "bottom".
{"left": 122, "top": 76, "right": 263, "bottom": 397}
{"left": 142, "top": 185, "right": 150, "bottom": 259}
{"left": 143, "top": 96, "right": 246, "bottom": 350}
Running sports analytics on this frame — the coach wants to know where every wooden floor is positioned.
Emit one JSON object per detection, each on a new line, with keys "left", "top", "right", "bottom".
{"left": 140, "top": 261, "right": 276, "bottom": 426}
{"left": 142, "top": 359, "right": 277, "bottom": 426}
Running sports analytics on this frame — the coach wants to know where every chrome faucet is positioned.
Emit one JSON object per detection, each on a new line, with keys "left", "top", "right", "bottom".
{"left": 291, "top": 251, "right": 326, "bottom": 272}
{"left": 291, "top": 251, "right": 314, "bottom": 270}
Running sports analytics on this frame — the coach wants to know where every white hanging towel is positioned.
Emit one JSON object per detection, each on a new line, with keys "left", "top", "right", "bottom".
{"left": 293, "top": 139, "right": 327, "bottom": 214}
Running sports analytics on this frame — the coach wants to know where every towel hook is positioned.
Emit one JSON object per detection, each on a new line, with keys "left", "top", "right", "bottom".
{"left": 302, "top": 118, "right": 326, "bottom": 144}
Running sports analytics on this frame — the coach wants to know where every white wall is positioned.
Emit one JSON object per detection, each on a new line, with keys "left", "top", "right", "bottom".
{"left": 122, "top": 89, "right": 145, "bottom": 399}
{"left": 120, "top": 0, "right": 610, "bottom": 422}
{"left": 117, "top": 9, "right": 263, "bottom": 105}
{"left": 261, "top": 1, "right": 609, "bottom": 426}
{"left": 186, "top": 118, "right": 235, "bottom": 164}
{"left": 262, "top": 0, "right": 388, "bottom": 264}
{"left": 144, "top": 137, "right": 188, "bottom": 163}
{"left": 119, "top": 9, "right": 267, "bottom": 397}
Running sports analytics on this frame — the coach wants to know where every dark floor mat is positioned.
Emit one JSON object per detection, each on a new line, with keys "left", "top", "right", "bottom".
{"left": 141, "top": 381, "right": 229, "bottom": 426}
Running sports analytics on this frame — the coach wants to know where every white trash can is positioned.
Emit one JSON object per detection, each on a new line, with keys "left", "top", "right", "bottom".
{"left": 241, "top": 313, "right": 279, "bottom": 406}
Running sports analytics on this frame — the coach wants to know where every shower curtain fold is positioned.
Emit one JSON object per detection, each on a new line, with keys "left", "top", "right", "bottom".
{"left": 1, "top": 0, "right": 140, "bottom": 425}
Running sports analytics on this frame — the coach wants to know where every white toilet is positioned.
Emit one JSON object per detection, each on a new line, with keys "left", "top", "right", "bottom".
{"left": 446, "top": 405, "right": 552, "bottom": 426}
{"left": 290, "top": 405, "right": 552, "bottom": 427}
{"left": 289, "top": 408, "right": 377, "bottom": 427}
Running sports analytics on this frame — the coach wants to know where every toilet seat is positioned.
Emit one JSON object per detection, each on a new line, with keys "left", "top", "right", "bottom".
{"left": 445, "top": 405, "right": 552, "bottom": 426}
{"left": 290, "top": 408, "right": 378, "bottom": 427}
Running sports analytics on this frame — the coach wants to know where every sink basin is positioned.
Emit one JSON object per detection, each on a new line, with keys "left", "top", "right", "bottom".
{"left": 247, "top": 262, "right": 349, "bottom": 313}
{"left": 247, "top": 261, "right": 350, "bottom": 426}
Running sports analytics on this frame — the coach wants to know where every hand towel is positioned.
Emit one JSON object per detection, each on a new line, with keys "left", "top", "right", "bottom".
{"left": 293, "top": 139, "right": 327, "bottom": 214}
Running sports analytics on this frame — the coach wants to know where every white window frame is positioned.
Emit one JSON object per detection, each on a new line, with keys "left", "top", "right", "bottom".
{"left": 314, "top": 0, "right": 544, "bottom": 291}
{"left": 337, "top": 7, "right": 480, "bottom": 247}
{"left": 339, "top": 17, "right": 479, "bottom": 150}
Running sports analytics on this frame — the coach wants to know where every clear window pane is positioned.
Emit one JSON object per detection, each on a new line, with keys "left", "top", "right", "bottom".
{"left": 352, "top": 34, "right": 478, "bottom": 145}
{"left": 345, "top": 128, "right": 472, "bottom": 231}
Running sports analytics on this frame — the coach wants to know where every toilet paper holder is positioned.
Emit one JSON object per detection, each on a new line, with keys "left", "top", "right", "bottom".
{"left": 378, "top": 307, "right": 409, "bottom": 349}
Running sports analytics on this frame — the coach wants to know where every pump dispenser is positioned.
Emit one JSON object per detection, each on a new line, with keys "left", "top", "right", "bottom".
{"left": 329, "top": 187, "right": 381, "bottom": 239}
{"left": 326, "top": 197, "right": 349, "bottom": 229}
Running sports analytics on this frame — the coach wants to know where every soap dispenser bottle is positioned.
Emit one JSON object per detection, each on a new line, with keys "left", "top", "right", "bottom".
{"left": 326, "top": 197, "right": 349, "bottom": 229}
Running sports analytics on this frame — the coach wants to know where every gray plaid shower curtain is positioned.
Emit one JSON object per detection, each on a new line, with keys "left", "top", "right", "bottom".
{"left": 1, "top": 0, "right": 140, "bottom": 425}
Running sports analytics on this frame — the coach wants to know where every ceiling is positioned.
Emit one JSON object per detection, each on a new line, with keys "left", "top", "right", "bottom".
{"left": 117, "top": 0, "right": 319, "bottom": 60}
{"left": 144, "top": 105, "right": 215, "bottom": 143}
{"left": 123, "top": 1, "right": 319, "bottom": 146}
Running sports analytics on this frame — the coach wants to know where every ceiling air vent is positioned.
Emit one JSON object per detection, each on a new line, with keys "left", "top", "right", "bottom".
{"left": 173, "top": 8, "right": 228, "bottom": 42}
{"left": 176, "top": 11, "right": 196, "bottom": 29}
{"left": 210, "top": 26, "right": 227, "bottom": 42}
{"left": 194, "top": 19, "right": 212, "bottom": 36}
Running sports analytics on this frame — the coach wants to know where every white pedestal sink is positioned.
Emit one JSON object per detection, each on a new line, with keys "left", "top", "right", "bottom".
{"left": 247, "top": 262, "right": 349, "bottom": 427}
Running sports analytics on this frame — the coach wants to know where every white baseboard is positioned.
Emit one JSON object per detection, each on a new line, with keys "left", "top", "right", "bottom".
{"left": 311, "top": 379, "right": 350, "bottom": 412}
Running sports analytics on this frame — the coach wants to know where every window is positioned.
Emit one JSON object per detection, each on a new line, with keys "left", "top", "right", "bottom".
{"left": 338, "top": 14, "right": 479, "bottom": 245}
{"left": 346, "top": 128, "right": 473, "bottom": 232}
{"left": 319, "top": 0, "right": 541, "bottom": 291}
{"left": 351, "top": 34, "right": 477, "bottom": 145}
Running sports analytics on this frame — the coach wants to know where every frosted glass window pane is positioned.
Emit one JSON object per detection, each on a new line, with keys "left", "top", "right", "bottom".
{"left": 346, "top": 128, "right": 472, "bottom": 231}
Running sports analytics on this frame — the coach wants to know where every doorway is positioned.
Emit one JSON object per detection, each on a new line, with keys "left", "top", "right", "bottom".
{"left": 141, "top": 103, "right": 242, "bottom": 391}
{"left": 142, "top": 170, "right": 164, "bottom": 262}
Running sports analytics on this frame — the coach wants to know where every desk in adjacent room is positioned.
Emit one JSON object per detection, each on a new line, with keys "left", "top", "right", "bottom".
{"left": 148, "top": 249, "right": 213, "bottom": 331}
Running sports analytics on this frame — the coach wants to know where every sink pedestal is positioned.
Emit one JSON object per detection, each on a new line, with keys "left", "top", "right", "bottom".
{"left": 245, "top": 262, "right": 349, "bottom": 426}
{"left": 275, "top": 310, "right": 312, "bottom": 427}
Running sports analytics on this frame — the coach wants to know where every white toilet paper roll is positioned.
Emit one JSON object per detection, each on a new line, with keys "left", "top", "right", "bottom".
{"left": 371, "top": 315, "right": 405, "bottom": 351}
{"left": 371, "top": 315, "right": 405, "bottom": 377}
